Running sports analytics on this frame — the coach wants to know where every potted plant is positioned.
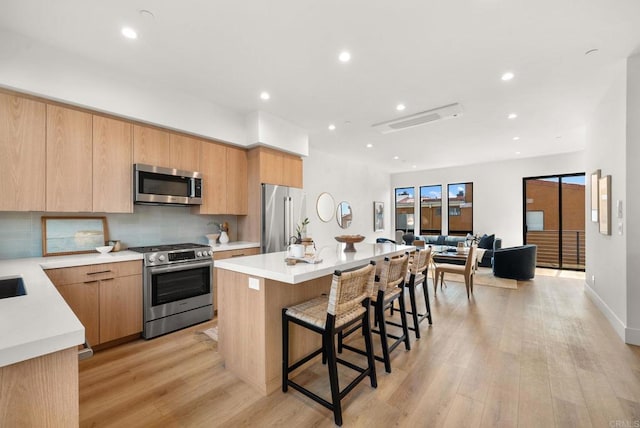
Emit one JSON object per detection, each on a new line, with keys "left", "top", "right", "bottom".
{"left": 294, "top": 217, "right": 310, "bottom": 244}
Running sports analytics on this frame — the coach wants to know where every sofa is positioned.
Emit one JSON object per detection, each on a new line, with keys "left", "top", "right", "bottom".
{"left": 406, "top": 233, "right": 501, "bottom": 268}
{"left": 492, "top": 244, "right": 537, "bottom": 280}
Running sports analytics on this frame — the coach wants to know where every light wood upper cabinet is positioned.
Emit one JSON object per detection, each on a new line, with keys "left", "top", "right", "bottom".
{"left": 93, "top": 116, "right": 133, "bottom": 213}
{"left": 255, "top": 146, "right": 303, "bottom": 188}
{"left": 196, "top": 142, "right": 227, "bottom": 213}
{"left": 133, "top": 125, "right": 171, "bottom": 168}
{"left": 282, "top": 155, "right": 303, "bottom": 188}
{"left": 226, "top": 146, "right": 248, "bottom": 214}
{"left": 0, "top": 93, "right": 46, "bottom": 211}
{"left": 46, "top": 105, "right": 93, "bottom": 212}
{"left": 170, "top": 134, "right": 201, "bottom": 172}
{"left": 194, "top": 143, "right": 248, "bottom": 215}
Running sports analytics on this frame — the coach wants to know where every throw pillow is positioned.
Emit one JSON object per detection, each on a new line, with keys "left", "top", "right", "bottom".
{"left": 478, "top": 234, "right": 495, "bottom": 249}
{"left": 436, "top": 235, "right": 446, "bottom": 245}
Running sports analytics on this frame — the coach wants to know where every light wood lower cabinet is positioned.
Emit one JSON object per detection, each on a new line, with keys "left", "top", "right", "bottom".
{"left": 45, "top": 261, "right": 142, "bottom": 346}
{"left": 212, "top": 247, "right": 260, "bottom": 311}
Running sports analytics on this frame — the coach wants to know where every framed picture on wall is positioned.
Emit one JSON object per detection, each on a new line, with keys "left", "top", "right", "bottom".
{"left": 590, "top": 169, "right": 600, "bottom": 222}
{"left": 598, "top": 175, "right": 611, "bottom": 235}
{"left": 373, "top": 201, "right": 384, "bottom": 232}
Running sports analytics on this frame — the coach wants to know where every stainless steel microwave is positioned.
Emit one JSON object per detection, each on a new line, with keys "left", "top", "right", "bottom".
{"left": 134, "top": 164, "right": 203, "bottom": 206}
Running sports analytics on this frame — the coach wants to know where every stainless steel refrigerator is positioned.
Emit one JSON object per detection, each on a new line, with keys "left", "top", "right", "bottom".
{"left": 262, "top": 184, "right": 307, "bottom": 254}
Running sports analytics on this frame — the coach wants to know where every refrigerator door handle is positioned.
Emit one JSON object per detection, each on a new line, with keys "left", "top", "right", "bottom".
{"left": 284, "top": 196, "right": 293, "bottom": 246}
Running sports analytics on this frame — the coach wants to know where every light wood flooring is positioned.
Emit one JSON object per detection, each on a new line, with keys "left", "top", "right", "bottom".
{"left": 79, "top": 272, "right": 640, "bottom": 427}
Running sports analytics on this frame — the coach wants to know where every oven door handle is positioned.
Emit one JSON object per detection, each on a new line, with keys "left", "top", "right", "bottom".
{"left": 149, "top": 260, "right": 213, "bottom": 274}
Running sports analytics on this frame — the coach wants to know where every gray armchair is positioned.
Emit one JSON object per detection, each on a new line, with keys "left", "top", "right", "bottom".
{"left": 492, "top": 245, "right": 537, "bottom": 280}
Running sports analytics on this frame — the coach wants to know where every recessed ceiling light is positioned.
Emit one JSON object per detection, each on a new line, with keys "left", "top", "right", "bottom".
{"left": 412, "top": 165, "right": 417, "bottom": 169}
{"left": 508, "top": 113, "right": 518, "bottom": 119}
{"left": 366, "top": 143, "right": 373, "bottom": 148}
{"left": 501, "top": 71, "right": 515, "bottom": 81}
{"left": 121, "top": 27, "right": 138, "bottom": 39}
{"left": 515, "top": 151, "right": 521, "bottom": 155}
{"left": 393, "top": 156, "right": 399, "bottom": 160}
{"left": 396, "top": 104, "right": 406, "bottom": 111}
{"left": 328, "top": 124, "right": 336, "bottom": 131}
{"left": 338, "top": 51, "right": 351, "bottom": 63}
{"left": 259, "top": 91, "right": 270, "bottom": 100}
{"left": 513, "top": 136, "right": 520, "bottom": 141}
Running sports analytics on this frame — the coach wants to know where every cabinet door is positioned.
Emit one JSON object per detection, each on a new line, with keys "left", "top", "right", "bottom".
{"left": 170, "top": 134, "right": 201, "bottom": 172}
{"left": 46, "top": 105, "right": 93, "bottom": 212}
{"left": 226, "top": 146, "right": 248, "bottom": 214}
{"left": 99, "top": 275, "right": 143, "bottom": 343}
{"left": 0, "top": 93, "right": 46, "bottom": 211}
{"left": 259, "top": 148, "right": 284, "bottom": 185}
{"left": 195, "top": 142, "right": 226, "bottom": 214}
{"left": 133, "top": 125, "right": 171, "bottom": 168}
{"left": 283, "top": 155, "right": 303, "bottom": 188}
{"left": 93, "top": 116, "right": 133, "bottom": 213}
{"left": 55, "top": 281, "right": 100, "bottom": 346}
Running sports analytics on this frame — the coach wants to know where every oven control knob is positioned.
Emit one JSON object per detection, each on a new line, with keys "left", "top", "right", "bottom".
{"left": 197, "top": 251, "right": 203, "bottom": 257}
{"left": 207, "top": 250, "right": 213, "bottom": 256}
{"left": 158, "top": 255, "right": 166, "bottom": 262}
{"left": 148, "top": 255, "right": 155, "bottom": 263}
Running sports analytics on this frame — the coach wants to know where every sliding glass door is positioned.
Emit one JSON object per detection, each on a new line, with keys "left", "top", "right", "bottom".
{"left": 523, "top": 173, "right": 585, "bottom": 270}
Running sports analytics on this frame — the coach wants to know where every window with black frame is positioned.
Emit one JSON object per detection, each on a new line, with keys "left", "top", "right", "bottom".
{"left": 420, "top": 185, "right": 442, "bottom": 235}
{"left": 395, "top": 187, "right": 415, "bottom": 234}
{"left": 447, "top": 182, "right": 473, "bottom": 236}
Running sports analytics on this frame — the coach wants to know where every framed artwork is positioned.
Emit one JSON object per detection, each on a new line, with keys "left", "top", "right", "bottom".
{"left": 590, "top": 169, "right": 600, "bottom": 222}
{"left": 42, "top": 216, "right": 109, "bottom": 256}
{"left": 373, "top": 201, "right": 384, "bottom": 232}
{"left": 598, "top": 175, "right": 611, "bottom": 235}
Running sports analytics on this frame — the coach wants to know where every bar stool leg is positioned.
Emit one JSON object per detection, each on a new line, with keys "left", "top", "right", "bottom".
{"left": 376, "top": 301, "right": 392, "bottom": 373}
{"left": 422, "top": 275, "right": 433, "bottom": 324}
{"left": 398, "top": 291, "right": 411, "bottom": 351}
{"left": 325, "top": 329, "right": 343, "bottom": 426}
{"left": 407, "top": 282, "right": 420, "bottom": 339}
{"left": 281, "top": 309, "right": 289, "bottom": 393}
{"left": 362, "top": 309, "right": 378, "bottom": 388}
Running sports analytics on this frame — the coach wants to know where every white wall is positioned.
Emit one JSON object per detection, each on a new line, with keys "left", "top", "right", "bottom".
{"left": 625, "top": 54, "right": 640, "bottom": 343}
{"left": 302, "top": 148, "right": 391, "bottom": 252}
{"left": 246, "top": 111, "right": 309, "bottom": 156}
{"left": 584, "top": 60, "right": 628, "bottom": 341}
{"left": 0, "top": 30, "right": 248, "bottom": 145}
{"left": 390, "top": 152, "right": 585, "bottom": 247}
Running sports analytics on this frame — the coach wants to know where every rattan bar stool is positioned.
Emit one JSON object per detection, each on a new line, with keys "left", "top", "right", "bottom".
{"left": 339, "top": 253, "right": 411, "bottom": 373}
{"left": 388, "top": 247, "right": 433, "bottom": 339}
{"left": 282, "top": 262, "right": 377, "bottom": 426}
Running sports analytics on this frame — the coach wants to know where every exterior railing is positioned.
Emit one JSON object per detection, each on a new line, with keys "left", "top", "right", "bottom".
{"left": 525, "top": 230, "right": 585, "bottom": 269}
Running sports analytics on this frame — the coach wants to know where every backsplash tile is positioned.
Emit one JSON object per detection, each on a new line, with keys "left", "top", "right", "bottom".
{"left": 0, "top": 205, "right": 238, "bottom": 259}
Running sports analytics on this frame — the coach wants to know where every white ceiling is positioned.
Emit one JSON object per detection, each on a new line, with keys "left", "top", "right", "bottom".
{"left": 1, "top": 0, "right": 639, "bottom": 173}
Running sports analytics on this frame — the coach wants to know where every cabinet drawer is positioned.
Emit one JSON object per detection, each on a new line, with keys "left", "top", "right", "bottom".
{"left": 45, "top": 260, "right": 142, "bottom": 285}
{"left": 213, "top": 247, "right": 260, "bottom": 260}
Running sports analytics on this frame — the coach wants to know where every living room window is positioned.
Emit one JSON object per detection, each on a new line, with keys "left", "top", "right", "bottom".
{"left": 447, "top": 182, "right": 473, "bottom": 236}
{"left": 395, "top": 187, "right": 415, "bottom": 234}
{"left": 420, "top": 185, "right": 442, "bottom": 235}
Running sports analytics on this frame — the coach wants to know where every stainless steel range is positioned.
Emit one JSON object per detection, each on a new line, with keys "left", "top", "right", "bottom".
{"left": 129, "top": 243, "right": 213, "bottom": 339}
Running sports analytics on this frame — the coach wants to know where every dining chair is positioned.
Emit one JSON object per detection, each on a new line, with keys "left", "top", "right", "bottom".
{"left": 282, "top": 262, "right": 377, "bottom": 427}
{"left": 434, "top": 245, "right": 477, "bottom": 298}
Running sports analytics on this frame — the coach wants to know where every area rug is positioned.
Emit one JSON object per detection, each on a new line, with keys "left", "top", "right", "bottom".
{"left": 201, "top": 327, "right": 218, "bottom": 341}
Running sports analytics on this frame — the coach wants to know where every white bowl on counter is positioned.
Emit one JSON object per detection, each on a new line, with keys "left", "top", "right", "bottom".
{"left": 96, "top": 245, "right": 113, "bottom": 254}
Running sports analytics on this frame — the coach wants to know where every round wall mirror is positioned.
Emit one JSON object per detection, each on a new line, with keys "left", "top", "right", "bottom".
{"left": 336, "top": 201, "right": 353, "bottom": 229}
{"left": 316, "top": 192, "right": 335, "bottom": 223}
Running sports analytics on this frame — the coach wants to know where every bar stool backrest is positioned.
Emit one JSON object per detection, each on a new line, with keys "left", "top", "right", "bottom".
{"left": 376, "top": 253, "right": 410, "bottom": 293}
{"left": 410, "top": 247, "right": 431, "bottom": 275}
{"left": 327, "top": 262, "right": 376, "bottom": 317}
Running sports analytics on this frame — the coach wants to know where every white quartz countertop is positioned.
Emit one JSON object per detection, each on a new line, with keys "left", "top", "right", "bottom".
{"left": 215, "top": 242, "right": 414, "bottom": 284}
{"left": 0, "top": 250, "right": 143, "bottom": 368}
{"left": 209, "top": 241, "right": 260, "bottom": 252}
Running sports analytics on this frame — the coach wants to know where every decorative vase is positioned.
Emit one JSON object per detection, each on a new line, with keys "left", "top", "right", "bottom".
{"left": 219, "top": 231, "right": 229, "bottom": 244}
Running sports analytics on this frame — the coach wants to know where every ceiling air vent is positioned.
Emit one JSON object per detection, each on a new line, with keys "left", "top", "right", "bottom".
{"left": 372, "top": 103, "right": 463, "bottom": 134}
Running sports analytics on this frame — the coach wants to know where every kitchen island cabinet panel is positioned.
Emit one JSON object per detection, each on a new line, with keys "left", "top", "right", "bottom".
{"left": 46, "top": 104, "right": 93, "bottom": 212}
{"left": 133, "top": 124, "right": 171, "bottom": 168}
{"left": 93, "top": 116, "right": 133, "bottom": 213}
{"left": 99, "top": 274, "right": 143, "bottom": 343}
{"left": 0, "top": 92, "right": 46, "bottom": 211}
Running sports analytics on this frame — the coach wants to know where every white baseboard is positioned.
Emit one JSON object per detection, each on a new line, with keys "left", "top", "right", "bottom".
{"left": 625, "top": 327, "right": 640, "bottom": 346}
{"left": 583, "top": 282, "right": 626, "bottom": 342}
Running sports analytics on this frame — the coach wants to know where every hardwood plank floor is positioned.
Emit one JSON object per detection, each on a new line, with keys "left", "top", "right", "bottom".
{"left": 79, "top": 272, "right": 640, "bottom": 427}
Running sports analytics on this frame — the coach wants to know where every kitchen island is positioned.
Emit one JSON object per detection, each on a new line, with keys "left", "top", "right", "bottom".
{"left": 215, "top": 242, "right": 414, "bottom": 395}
